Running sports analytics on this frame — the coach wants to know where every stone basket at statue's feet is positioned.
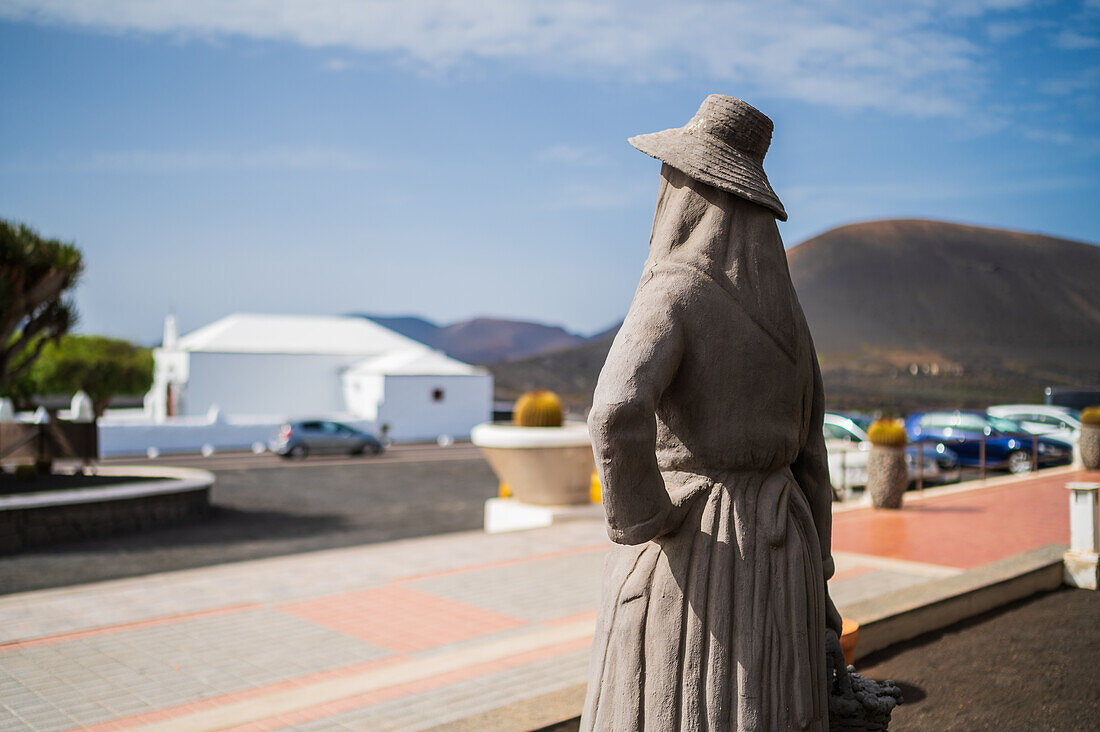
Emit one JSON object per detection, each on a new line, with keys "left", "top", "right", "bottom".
{"left": 471, "top": 422, "right": 594, "bottom": 505}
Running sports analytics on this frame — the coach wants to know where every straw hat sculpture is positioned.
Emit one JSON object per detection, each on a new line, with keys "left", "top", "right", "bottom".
{"left": 629, "top": 94, "right": 787, "bottom": 221}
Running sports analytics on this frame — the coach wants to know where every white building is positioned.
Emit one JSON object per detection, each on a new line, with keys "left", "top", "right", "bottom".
{"left": 145, "top": 313, "right": 492, "bottom": 442}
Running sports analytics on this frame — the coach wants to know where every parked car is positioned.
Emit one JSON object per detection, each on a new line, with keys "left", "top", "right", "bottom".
{"left": 986, "top": 404, "right": 1080, "bottom": 448}
{"left": 823, "top": 413, "right": 961, "bottom": 492}
{"left": 271, "top": 420, "right": 384, "bottom": 458}
{"left": 904, "top": 411, "right": 1072, "bottom": 474}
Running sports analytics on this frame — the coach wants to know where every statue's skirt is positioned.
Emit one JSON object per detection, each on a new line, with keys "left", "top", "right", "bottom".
{"left": 581, "top": 467, "right": 829, "bottom": 731}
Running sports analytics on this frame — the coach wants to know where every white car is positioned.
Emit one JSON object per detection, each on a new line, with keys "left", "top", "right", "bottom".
{"left": 823, "top": 413, "right": 961, "bottom": 498}
{"left": 986, "top": 405, "right": 1080, "bottom": 449}
{"left": 822, "top": 414, "right": 871, "bottom": 495}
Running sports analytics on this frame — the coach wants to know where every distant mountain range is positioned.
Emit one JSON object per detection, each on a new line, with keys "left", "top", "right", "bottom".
{"left": 355, "top": 314, "right": 596, "bottom": 365}
{"left": 489, "top": 219, "right": 1100, "bottom": 411}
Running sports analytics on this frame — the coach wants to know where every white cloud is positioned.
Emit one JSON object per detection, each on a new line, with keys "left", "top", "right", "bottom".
{"left": 546, "top": 180, "right": 652, "bottom": 211}
{"left": 322, "top": 58, "right": 355, "bottom": 72}
{"left": 985, "top": 19, "right": 1032, "bottom": 41}
{"left": 0, "top": 0, "right": 1050, "bottom": 118}
{"left": 3, "top": 147, "right": 377, "bottom": 174}
{"left": 1053, "top": 29, "right": 1100, "bottom": 49}
{"left": 1038, "top": 65, "right": 1100, "bottom": 97}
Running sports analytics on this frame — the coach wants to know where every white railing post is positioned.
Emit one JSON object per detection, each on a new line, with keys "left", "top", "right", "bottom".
{"left": 1065, "top": 482, "right": 1100, "bottom": 590}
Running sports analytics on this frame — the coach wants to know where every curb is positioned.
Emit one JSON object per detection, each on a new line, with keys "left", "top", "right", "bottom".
{"left": 0, "top": 466, "right": 216, "bottom": 554}
{"left": 832, "top": 465, "right": 1078, "bottom": 514}
{"left": 0, "top": 466, "right": 215, "bottom": 510}
{"left": 841, "top": 543, "right": 1067, "bottom": 660}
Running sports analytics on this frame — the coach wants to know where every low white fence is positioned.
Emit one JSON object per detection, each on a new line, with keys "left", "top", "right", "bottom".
{"left": 3, "top": 402, "right": 475, "bottom": 457}
{"left": 96, "top": 414, "right": 378, "bottom": 457}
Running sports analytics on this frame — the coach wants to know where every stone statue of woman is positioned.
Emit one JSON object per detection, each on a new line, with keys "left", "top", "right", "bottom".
{"left": 582, "top": 95, "right": 843, "bottom": 731}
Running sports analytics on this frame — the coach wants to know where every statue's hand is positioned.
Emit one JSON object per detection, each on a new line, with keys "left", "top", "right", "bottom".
{"left": 825, "top": 628, "right": 851, "bottom": 695}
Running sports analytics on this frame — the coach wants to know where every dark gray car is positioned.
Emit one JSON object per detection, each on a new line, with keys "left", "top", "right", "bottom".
{"left": 271, "top": 420, "right": 384, "bottom": 459}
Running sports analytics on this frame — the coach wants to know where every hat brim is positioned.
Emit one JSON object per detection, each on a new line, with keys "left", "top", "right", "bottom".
{"left": 629, "top": 128, "right": 787, "bottom": 221}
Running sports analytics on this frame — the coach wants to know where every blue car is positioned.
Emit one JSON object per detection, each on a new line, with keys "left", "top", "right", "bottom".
{"left": 905, "top": 411, "right": 1073, "bottom": 474}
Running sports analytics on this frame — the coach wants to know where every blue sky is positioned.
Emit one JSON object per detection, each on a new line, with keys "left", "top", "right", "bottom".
{"left": 1, "top": 1, "right": 1098, "bottom": 344}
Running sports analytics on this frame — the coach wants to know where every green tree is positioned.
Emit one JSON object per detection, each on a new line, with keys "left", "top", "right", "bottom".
{"left": 0, "top": 220, "right": 83, "bottom": 396}
{"left": 32, "top": 335, "right": 154, "bottom": 416}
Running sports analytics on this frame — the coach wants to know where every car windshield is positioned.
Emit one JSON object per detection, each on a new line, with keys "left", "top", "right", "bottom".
{"left": 823, "top": 416, "right": 868, "bottom": 442}
{"left": 986, "top": 415, "right": 1024, "bottom": 434}
{"left": 848, "top": 415, "right": 873, "bottom": 431}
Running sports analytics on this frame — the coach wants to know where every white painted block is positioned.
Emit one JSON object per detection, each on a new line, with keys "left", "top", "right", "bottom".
{"left": 484, "top": 497, "right": 604, "bottom": 534}
{"left": 1067, "top": 482, "right": 1099, "bottom": 553}
{"left": 1063, "top": 550, "right": 1099, "bottom": 591}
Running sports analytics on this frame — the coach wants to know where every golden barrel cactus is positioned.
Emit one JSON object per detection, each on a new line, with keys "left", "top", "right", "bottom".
{"left": 866, "top": 419, "right": 908, "bottom": 448}
{"left": 866, "top": 418, "right": 908, "bottom": 509}
{"left": 1081, "top": 406, "right": 1100, "bottom": 427}
{"left": 513, "top": 390, "right": 564, "bottom": 427}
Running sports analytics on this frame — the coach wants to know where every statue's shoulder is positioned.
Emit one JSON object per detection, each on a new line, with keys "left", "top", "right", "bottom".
{"left": 642, "top": 262, "right": 718, "bottom": 307}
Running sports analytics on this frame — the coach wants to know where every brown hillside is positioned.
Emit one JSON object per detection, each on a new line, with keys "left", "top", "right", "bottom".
{"left": 439, "top": 318, "right": 585, "bottom": 364}
{"left": 787, "top": 219, "right": 1100, "bottom": 370}
{"left": 493, "top": 219, "right": 1100, "bottom": 411}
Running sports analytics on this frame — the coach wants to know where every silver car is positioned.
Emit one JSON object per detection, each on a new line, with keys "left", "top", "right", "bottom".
{"left": 986, "top": 405, "right": 1080, "bottom": 449}
{"left": 271, "top": 420, "right": 384, "bottom": 459}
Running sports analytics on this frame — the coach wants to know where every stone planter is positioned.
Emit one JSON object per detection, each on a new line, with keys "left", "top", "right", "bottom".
{"left": 471, "top": 422, "right": 594, "bottom": 506}
{"left": 867, "top": 446, "right": 908, "bottom": 509}
{"left": 1081, "top": 425, "right": 1100, "bottom": 470}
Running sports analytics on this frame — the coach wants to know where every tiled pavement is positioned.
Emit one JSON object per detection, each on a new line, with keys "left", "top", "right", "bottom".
{"left": 0, "top": 467, "right": 1090, "bottom": 731}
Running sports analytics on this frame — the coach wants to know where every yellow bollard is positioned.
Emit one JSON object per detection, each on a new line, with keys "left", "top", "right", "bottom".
{"left": 590, "top": 470, "right": 602, "bottom": 504}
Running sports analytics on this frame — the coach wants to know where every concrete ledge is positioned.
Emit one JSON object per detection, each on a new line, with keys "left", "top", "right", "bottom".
{"left": 841, "top": 543, "right": 1067, "bottom": 660}
{"left": 0, "top": 466, "right": 214, "bottom": 510}
{"left": 424, "top": 683, "right": 586, "bottom": 732}
{"left": 0, "top": 466, "right": 215, "bottom": 554}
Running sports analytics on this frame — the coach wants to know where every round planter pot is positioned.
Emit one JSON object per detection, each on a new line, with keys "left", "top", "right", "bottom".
{"left": 471, "top": 422, "right": 594, "bottom": 506}
{"left": 1081, "top": 425, "right": 1100, "bottom": 471}
{"left": 867, "top": 446, "right": 908, "bottom": 509}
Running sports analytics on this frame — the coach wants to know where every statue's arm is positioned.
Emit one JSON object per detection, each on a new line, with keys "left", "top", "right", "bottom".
{"left": 588, "top": 286, "right": 682, "bottom": 545}
{"left": 791, "top": 352, "right": 844, "bottom": 635}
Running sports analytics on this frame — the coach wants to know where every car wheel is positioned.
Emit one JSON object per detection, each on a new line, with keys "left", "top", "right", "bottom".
{"left": 1006, "top": 450, "right": 1031, "bottom": 474}
{"left": 288, "top": 444, "right": 309, "bottom": 460}
{"left": 371, "top": 443, "right": 384, "bottom": 456}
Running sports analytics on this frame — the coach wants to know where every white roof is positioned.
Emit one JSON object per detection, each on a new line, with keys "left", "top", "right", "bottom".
{"left": 175, "top": 314, "right": 430, "bottom": 356}
{"left": 348, "top": 349, "right": 484, "bottom": 376}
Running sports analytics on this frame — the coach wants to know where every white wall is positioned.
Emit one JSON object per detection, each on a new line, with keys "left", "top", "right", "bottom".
{"left": 342, "top": 372, "right": 385, "bottom": 420}
{"left": 378, "top": 373, "right": 493, "bottom": 442}
{"left": 184, "top": 352, "right": 363, "bottom": 418}
{"left": 97, "top": 414, "right": 378, "bottom": 456}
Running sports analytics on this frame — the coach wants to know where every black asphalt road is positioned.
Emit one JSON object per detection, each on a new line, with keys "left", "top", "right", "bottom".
{"left": 0, "top": 444, "right": 499, "bottom": 595}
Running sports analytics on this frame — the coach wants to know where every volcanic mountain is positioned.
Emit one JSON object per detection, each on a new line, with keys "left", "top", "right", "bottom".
{"left": 491, "top": 219, "right": 1100, "bottom": 411}
{"left": 357, "top": 315, "right": 587, "bottom": 365}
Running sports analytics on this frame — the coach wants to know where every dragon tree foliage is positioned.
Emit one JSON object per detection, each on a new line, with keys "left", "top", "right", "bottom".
{"left": 33, "top": 335, "right": 154, "bottom": 416}
{"left": 0, "top": 219, "right": 84, "bottom": 396}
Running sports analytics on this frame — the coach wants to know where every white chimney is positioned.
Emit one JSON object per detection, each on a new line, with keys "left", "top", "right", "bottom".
{"left": 163, "top": 314, "right": 178, "bottom": 350}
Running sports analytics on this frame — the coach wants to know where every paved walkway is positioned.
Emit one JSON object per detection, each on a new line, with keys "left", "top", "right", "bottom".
{"left": 0, "top": 467, "right": 1091, "bottom": 731}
